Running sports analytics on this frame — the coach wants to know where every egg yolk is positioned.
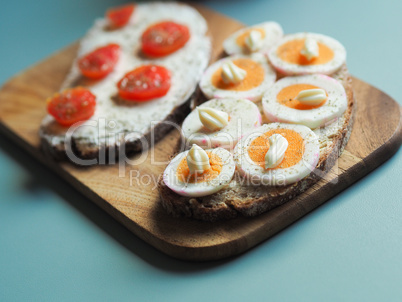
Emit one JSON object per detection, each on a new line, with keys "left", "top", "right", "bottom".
{"left": 277, "top": 39, "right": 334, "bottom": 65}
{"left": 248, "top": 129, "right": 305, "bottom": 169}
{"left": 176, "top": 152, "right": 223, "bottom": 183}
{"left": 235, "top": 28, "right": 266, "bottom": 48}
{"left": 277, "top": 83, "right": 327, "bottom": 110}
{"left": 211, "top": 58, "right": 265, "bottom": 91}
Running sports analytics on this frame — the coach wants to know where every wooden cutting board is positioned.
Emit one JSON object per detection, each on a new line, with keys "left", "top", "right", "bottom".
{"left": 0, "top": 6, "right": 401, "bottom": 261}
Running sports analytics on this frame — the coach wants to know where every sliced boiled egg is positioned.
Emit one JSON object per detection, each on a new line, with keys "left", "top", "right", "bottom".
{"left": 182, "top": 98, "right": 262, "bottom": 150}
{"left": 223, "top": 22, "right": 284, "bottom": 55}
{"left": 268, "top": 32, "right": 346, "bottom": 75}
{"left": 234, "top": 123, "right": 320, "bottom": 186}
{"left": 200, "top": 53, "right": 276, "bottom": 102}
{"left": 163, "top": 146, "right": 235, "bottom": 197}
{"left": 262, "top": 74, "right": 347, "bottom": 129}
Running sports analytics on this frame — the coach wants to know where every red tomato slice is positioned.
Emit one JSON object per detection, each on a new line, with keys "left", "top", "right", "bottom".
{"left": 47, "top": 87, "right": 96, "bottom": 127}
{"left": 78, "top": 43, "right": 120, "bottom": 79}
{"left": 106, "top": 4, "right": 135, "bottom": 29}
{"left": 117, "top": 65, "right": 171, "bottom": 101}
{"left": 141, "top": 21, "right": 190, "bottom": 57}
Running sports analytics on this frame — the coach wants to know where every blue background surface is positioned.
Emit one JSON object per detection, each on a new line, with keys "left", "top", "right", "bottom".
{"left": 0, "top": 0, "right": 401, "bottom": 301}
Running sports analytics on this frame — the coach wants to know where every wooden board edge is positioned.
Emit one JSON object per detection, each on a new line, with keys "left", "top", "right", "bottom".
{"left": 0, "top": 43, "right": 78, "bottom": 94}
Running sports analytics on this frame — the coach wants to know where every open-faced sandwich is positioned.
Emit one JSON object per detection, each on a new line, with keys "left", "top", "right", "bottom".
{"left": 40, "top": 2, "right": 211, "bottom": 160}
{"left": 159, "top": 24, "right": 355, "bottom": 221}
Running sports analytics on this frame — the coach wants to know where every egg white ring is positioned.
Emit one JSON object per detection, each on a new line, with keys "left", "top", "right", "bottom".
{"left": 163, "top": 147, "right": 236, "bottom": 197}
{"left": 182, "top": 98, "right": 262, "bottom": 150}
{"left": 234, "top": 123, "right": 320, "bottom": 186}
{"left": 262, "top": 74, "right": 347, "bottom": 129}
{"left": 268, "top": 32, "right": 346, "bottom": 75}
{"left": 223, "top": 21, "right": 284, "bottom": 55}
{"left": 199, "top": 53, "right": 277, "bottom": 102}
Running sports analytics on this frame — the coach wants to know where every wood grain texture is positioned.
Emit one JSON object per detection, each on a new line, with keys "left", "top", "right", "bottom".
{"left": 0, "top": 6, "right": 401, "bottom": 261}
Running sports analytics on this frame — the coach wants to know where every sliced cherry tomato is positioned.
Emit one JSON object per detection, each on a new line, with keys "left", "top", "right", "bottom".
{"left": 106, "top": 4, "right": 135, "bottom": 29}
{"left": 141, "top": 21, "right": 190, "bottom": 57}
{"left": 47, "top": 87, "right": 96, "bottom": 127}
{"left": 117, "top": 65, "right": 171, "bottom": 101}
{"left": 78, "top": 43, "right": 120, "bottom": 79}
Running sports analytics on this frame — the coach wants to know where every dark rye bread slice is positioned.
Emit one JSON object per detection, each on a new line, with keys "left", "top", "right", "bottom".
{"left": 158, "top": 65, "right": 356, "bottom": 221}
{"left": 39, "top": 2, "right": 211, "bottom": 162}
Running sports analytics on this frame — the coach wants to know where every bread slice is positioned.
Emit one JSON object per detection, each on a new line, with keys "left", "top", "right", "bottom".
{"left": 39, "top": 2, "right": 211, "bottom": 162}
{"left": 158, "top": 64, "right": 356, "bottom": 221}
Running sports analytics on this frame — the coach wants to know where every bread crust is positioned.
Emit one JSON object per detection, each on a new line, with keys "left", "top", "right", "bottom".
{"left": 40, "top": 91, "right": 196, "bottom": 162}
{"left": 158, "top": 65, "right": 356, "bottom": 221}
